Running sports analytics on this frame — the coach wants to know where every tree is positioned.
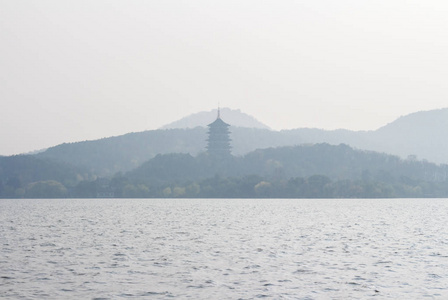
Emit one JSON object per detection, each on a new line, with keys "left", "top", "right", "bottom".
{"left": 26, "top": 180, "right": 68, "bottom": 198}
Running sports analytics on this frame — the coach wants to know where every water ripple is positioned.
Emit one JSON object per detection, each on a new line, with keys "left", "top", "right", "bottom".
{"left": 1, "top": 198, "right": 448, "bottom": 299}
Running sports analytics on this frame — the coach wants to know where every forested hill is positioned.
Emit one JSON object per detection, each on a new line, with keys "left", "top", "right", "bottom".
{"left": 36, "top": 128, "right": 208, "bottom": 176}
{"left": 3, "top": 144, "right": 448, "bottom": 198}
{"left": 35, "top": 127, "right": 286, "bottom": 176}
{"left": 128, "top": 143, "right": 446, "bottom": 185}
{"left": 0, "top": 155, "right": 88, "bottom": 198}
{"left": 364, "top": 108, "right": 448, "bottom": 163}
{"left": 34, "top": 108, "right": 448, "bottom": 177}
{"left": 111, "top": 143, "right": 448, "bottom": 198}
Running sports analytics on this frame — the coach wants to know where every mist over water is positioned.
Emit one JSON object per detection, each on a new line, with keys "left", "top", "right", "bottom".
{"left": 1, "top": 198, "right": 447, "bottom": 299}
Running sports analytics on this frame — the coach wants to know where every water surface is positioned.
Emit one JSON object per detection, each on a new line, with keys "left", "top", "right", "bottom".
{"left": 1, "top": 198, "right": 447, "bottom": 299}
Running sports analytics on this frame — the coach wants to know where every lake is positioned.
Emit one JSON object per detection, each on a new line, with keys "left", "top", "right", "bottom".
{"left": 1, "top": 198, "right": 447, "bottom": 299}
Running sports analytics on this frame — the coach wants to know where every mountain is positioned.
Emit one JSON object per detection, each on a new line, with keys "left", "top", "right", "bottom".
{"left": 272, "top": 108, "right": 448, "bottom": 164}
{"left": 113, "top": 143, "right": 448, "bottom": 198}
{"left": 5, "top": 143, "right": 448, "bottom": 199}
{"left": 160, "top": 107, "right": 271, "bottom": 130}
{"left": 0, "top": 155, "right": 87, "bottom": 198}
{"left": 128, "top": 143, "right": 445, "bottom": 184}
{"left": 36, "top": 128, "right": 207, "bottom": 176}
{"left": 33, "top": 108, "right": 448, "bottom": 177}
{"left": 34, "top": 109, "right": 272, "bottom": 176}
{"left": 364, "top": 108, "right": 448, "bottom": 162}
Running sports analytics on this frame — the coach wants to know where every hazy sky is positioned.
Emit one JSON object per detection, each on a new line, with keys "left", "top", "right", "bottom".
{"left": 2, "top": 1, "right": 448, "bottom": 155}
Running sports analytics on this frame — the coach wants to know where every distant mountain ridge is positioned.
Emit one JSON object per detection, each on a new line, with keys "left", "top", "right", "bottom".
{"left": 365, "top": 108, "right": 448, "bottom": 163}
{"left": 108, "top": 143, "right": 448, "bottom": 198}
{"left": 160, "top": 107, "right": 271, "bottom": 130}
{"left": 5, "top": 143, "right": 448, "bottom": 198}
{"left": 32, "top": 107, "right": 448, "bottom": 176}
{"left": 0, "top": 155, "right": 87, "bottom": 198}
{"left": 128, "top": 143, "right": 446, "bottom": 185}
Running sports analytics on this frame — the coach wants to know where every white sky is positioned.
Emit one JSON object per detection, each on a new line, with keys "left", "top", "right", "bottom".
{"left": 1, "top": 0, "right": 448, "bottom": 155}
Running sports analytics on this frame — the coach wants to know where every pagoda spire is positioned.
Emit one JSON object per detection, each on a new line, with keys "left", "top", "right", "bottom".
{"left": 206, "top": 106, "right": 232, "bottom": 157}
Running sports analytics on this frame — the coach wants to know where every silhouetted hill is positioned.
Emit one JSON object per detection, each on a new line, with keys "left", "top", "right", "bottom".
{"left": 35, "top": 126, "right": 283, "bottom": 176}
{"left": 5, "top": 143, "right": 448, "bottom": 198}
{"left": 364, "top": 108, "right": 448, "bottom": 163}
{"left": 117, "top": 143, "right": 448, "bottom": 198}
{"left": 36, "top": 128, "right": 207, "bottom": 176}
{"left": 34, "top": 108, "right": 448, "bottom": 177}
{"left": 128, "top": 143, "right": 445, "bottom": 185}
{"left": 161, "top": 107, "right": 270, "bottom": 129}
{"left": 0, "top": 155, "right": 87, "bottom": 198}
{"left": 255, "top": 108, "right": 448, "bottom": 164}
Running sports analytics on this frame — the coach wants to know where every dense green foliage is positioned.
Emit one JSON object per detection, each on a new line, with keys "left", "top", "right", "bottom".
{"left": 32, "top": 108, "right": 448, "bottom": 178}
{"left": 4, "top": 143, "right": 448, "bottom": 199}
{"left": 127, "top": 144, "right": 446, "bottom": 184}
{"left": 0, "top": 155, "right": 87, "bottom": 198}
{"left": 36, "top": 128, "right": 208, "bottom": 176}
{"left": 34, "top": 127, "right": 291, "bottom": 177}
{"left": 70, "top": 173, "right": 448, "bottom": 199}
{"left": 71, "top": 144, "right": 448, "bottom": 199}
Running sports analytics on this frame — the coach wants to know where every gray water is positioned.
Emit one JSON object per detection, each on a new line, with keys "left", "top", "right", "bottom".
{"left": 1, "top": 198, "right": 447, "bottom": 299}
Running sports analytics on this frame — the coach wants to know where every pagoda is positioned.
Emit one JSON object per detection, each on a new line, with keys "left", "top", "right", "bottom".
{"left": 206, "top": 108, "right": 232, "bottom": 157}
